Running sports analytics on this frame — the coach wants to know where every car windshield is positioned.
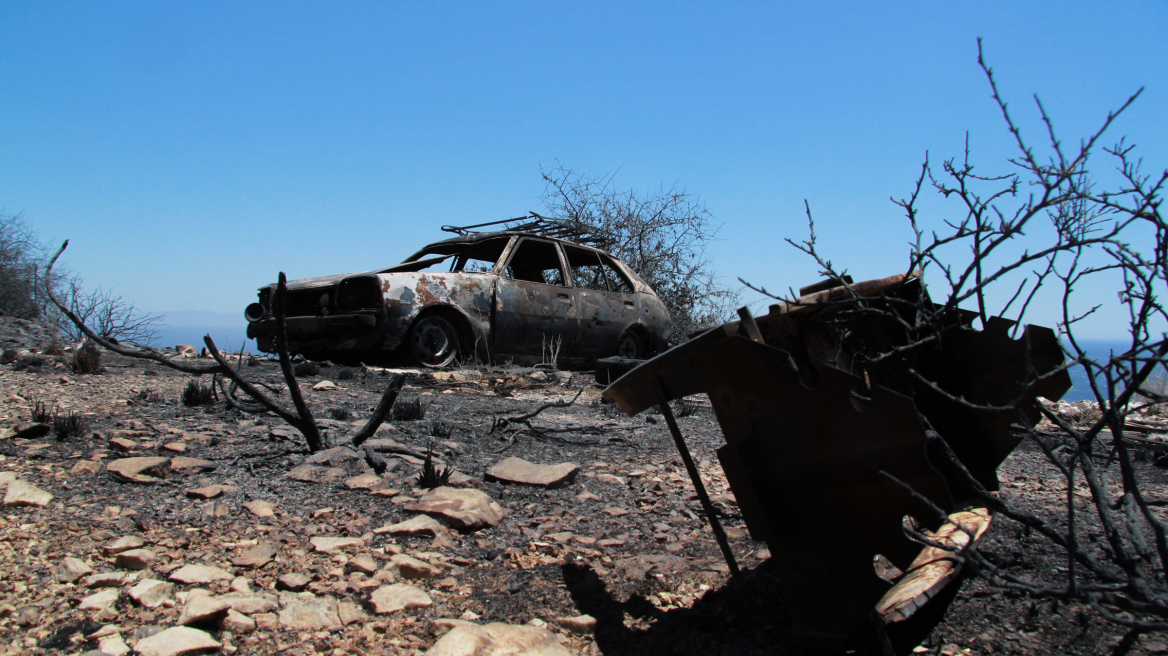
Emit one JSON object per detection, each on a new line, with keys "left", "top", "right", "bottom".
{"left": 397, "top": 236, "right": 511, "bottom": 274}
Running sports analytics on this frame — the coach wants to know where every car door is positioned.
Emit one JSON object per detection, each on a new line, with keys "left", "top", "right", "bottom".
{"left": 562, "top": 245, "right": 639, "bottom": 358}
{"left": 492, "top": 238, "right": 574, "bottom": 358}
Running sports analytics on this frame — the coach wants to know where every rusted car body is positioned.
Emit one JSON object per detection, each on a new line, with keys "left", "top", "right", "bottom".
{"left": 603, "top": 272, "right": 1071, "bottom": 650}
{"left": 245, "top": 231, "right": 670, "bottom": 367}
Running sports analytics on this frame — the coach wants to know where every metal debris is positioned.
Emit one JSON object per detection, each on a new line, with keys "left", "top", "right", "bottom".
{"left": 603, "top": 272, "right": 1071, "bottom": 649}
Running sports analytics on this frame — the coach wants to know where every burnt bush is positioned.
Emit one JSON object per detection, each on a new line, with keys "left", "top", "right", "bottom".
{"left": 135, "top": 389, "right": 165, "bottom": 404}
{"left": 335, "top": 367, "right": 358, "bottom": 381}
{"left": 294, "top": 362, "right": 321, "bottom": 377}
{"left": 327, "top": 406, "right": 354, "bottom": 421}
{"left": 72, "top": 339, "right": 101, "bottom": 374}
{"left": 53, "top": 411, "right": 90, "bottom": 441}
{"left": 14, "top": 354, "right": 47, "bottom": 371}
{"left": 429, "top": 420, "right": 453, "bottom": 439}
{"left": 180, "top": 378, "right": 216, "bottom": 406}
{"left": 416, "top": 446, "right": 452, "bottom": 489}
{"left": 392, "top": 397, "right": 425, "bottom": 421}
{"left": 30, "top": 398, "right": 55, "bottom": 423}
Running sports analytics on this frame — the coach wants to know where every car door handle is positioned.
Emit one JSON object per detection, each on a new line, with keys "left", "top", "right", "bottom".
{"left": 623, "top": 300, "right": 635, "bottom": 308}
{"left": 557, "top": 293, "right": 572, "bottom": 304}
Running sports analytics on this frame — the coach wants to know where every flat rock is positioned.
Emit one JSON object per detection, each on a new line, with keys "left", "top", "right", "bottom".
{"left": 219, "top": 591, "right": 278, "bottom": 615}
{"left": 485, "top": 457, "right": 579, "bottom": 488}
{"left": 104, "top": 536, "right": 146, "bottom": 555}
{"left": 344, "top": 473, "right": 384, "bottom": 490}
{"left": 220, "top": 608, "right": 256, "bottom": 633}
{"left": 375, "top": 514, "right": 450, "bottom": 538}
{"left": 286, "top": 464, "right": 346, "bottom": 484}
{"left": 278, "top": 592, "right": 341, "bottom": 630}
{"left": 106, "top": 457, "right": 171, "bottom": 483}
{"left": 424, "top": 621, "right": 572, "bottom": 656}
{"left": 56, "top": 557, "right": 94, "bottom": 583}
{"left": 85, "top": 572, "right": 127, "bottom": 588}
{"left": 128, "top": 579, "right": 174, "bottom": 608}
{"left": 98, "top": 633, "right": 130, "bottom": 656}
{"left": 232, "top": 541, "right": 277, "bottom": 568}
{"left": 169, "top": 457, "right": 215, "bottom": 474}
{"left": 115, "top": 548, "right": 156, "bottom": 570}
{"left": 370, "top": 583, "right": 432, "bottom": 614}
{"left": 162, "top": 442, "right": 187, "bottom": 453}
{"left": 134, "top": 626, "right": 221, "bottom": 656}
{"left": 3, "top": 479, "right": 53, "bottom": 507}
{"left": 338, "top": 600, "right": 369, "bottom": 625}
{"left": 276, "top": 572, "right": 312, "bottom": 592}
{"left": 312, "top": 380, "right": 337, "bottom": 390}
{"left": 242, "top": 499, "right": 276, "bottom": 518}
{"left": 446, "top": 470, "right": 486, "bottom": 490}
{"left": 0, "top": 422, "right": 51, "bottom": 440}
{"left": 109, "top": 437, "right": 140, "bottom": 452}
{"left": 177, "top": 594, "right": 230, "bottom": 625}
{"left": 310, "top": 536, "right": 364, "bottom": 554}
{"left": 553, "top": 614, "right": 597, "bottom": 635}
{"left": 347, "top": 554, "right": 378, "bottom": 575}
{"left": 185, "top": 484, "right": 237, "bottom": 499}
{"left": 304, "top": 446, "right": 362, "bottom": 467}
{"left": 70, "top": 460, "right": 102, "bottom": 475}
{"left": 391, "top": 554, "right": 445, "bottom": 579}
{"left": 78, "top": 588, "right": 120, "bottom": 611}
{"left": 403, "top": 486, "right": 505, "bottom": 531}
{"left": 169, "top": 564, "right": 234, "bottom": 584}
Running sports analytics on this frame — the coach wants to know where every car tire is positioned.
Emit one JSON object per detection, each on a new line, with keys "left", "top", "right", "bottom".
{"left": 616, "top": 330, "right": 644, "bottom": 360}
{"left": 409, "top": 315, "right": 460, "bottom": 368}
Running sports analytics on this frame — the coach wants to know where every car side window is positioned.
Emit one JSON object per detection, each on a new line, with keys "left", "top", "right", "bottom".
{"left": 599, "top": 256, "right": 635, "bottom": 294}
{"left": 563, "top": 246, "right": 608, "bottom": 291}
{"left": 505, "top": 239, "right": 566, "bottom": 286}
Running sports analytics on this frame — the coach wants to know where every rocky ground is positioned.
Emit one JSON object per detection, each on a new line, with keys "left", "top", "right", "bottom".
{"left": 0, "top": 316, "right": 1165, "bottom": 656}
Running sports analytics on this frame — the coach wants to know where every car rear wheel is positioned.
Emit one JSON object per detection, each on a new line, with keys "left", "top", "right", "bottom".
{"left": 409, "top": 315, "right": 459, "bottom": 367}
{"left": 616, "top": 330, "right": 644, "bottom": 359}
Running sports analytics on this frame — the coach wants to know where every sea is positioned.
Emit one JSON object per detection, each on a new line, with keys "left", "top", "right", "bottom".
{"left": 1061, "top": 339, "right": 1160, "bottom": 402}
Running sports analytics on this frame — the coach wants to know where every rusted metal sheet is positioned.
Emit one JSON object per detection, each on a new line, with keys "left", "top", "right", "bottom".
{"left": 602, "top": 272, "right": 1071, "bottom": 649}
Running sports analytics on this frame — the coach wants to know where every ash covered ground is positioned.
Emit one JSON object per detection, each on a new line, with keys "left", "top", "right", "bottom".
{"left": 0, "top": 317, "right": 1162, "bottom": 656}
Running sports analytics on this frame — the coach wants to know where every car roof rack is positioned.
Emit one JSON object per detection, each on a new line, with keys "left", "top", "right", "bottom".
{"left": 441, "top": 212, "right": 614, "bottom": 247}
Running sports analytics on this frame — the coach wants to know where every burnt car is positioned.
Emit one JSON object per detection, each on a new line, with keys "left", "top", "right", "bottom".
{"left": 244, "top": 221, "right": 671, "bottom": 367}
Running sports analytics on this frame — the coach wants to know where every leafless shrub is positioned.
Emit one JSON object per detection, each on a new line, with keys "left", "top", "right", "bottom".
{"left": 672, "top": 397, "right": 700, "bottom": 418}
{"left": 327, "top": 407, "right": 354, "bottom": 422}
{"left": 393, "top": 397, "right": 425, "bottom": 421}
{"left": 294, "top": 362, "right": 321, "bottom": 377}
{"left": 135, "top": 389, "right": 165, "bottom": 404}
{"left": 745, "top": 40, "right": 1168, "bottom": 638}
{"left": 335, "top": 367, "right": 358, "bottom": 381}
{"left": 540, "top": 165, "right": 741, "bottom": 342}
{"left": 58, "top": 281, "right": 164, "bottom": 346}
{"left": 429, "top": 420, "right": 453, "bottom": 439}
{"left": 71, "top": 339, "right": 101, "bottom": 374}
{"left": 180, "top": 378, "right": 216, "bottom": 407}
{"left": 52, "top": 411, "right": 89, "bottom": 441}
{"left": 42, "top": 340, "right": 62, "bottom": 356}
{"left": 14, "top": 354, "right": 47, "bottom": 371}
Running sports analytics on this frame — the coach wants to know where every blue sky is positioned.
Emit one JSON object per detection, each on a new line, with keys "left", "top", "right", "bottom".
{"left": 1, "top": 1, "right": 1164, "bottom": 339}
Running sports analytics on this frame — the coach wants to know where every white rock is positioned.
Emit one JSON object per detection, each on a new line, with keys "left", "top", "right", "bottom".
{"left": 3, "top": 479, "right": 53, "bottom": 507}
{"left": 403, "top": 486, "right": 505, "bottom": 531}
{"left": 78, "top": 588, "right": 120, "bottom": 611}
{"left": 177, "top": 594, "right": 230, "bottom": 625}
{"left": 133, "top": 626, "right": 221, "bottom": 656}
{"left": 98, "top": 633, "right": 130, "bottom": 656}
{"left": 128, "top": 579, "right": 174, "bottom": 608}
{"left": 309, "top": 536, "right": 364, "bottom": 554}
{"left": 391, "top": 554, "right": 445, "bottom": 580}
{"left": 277, "top": 592, "right": 341, "bottom": 630}
{"left": 424, "top": 621, "right": 572, "bottom": 656}
{"left": 169, "top": 564, "right": 234, "bottom": 584}
{"left": 370, "top": 583, "right": 432, "bottom": 614}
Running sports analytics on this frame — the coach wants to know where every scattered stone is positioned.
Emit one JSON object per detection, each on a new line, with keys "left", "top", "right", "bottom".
{"left": 115, "top": 548, "right": 156, "bottom": 570}
{"left": 348, "top": 554, "right": 378, "bottom": 575}
{"left": 169, "top": 457, "right": 215, "bottom": 474}
{"left": 161, "top": 442, "right": 187, "bottom": 453}
{"left": 374, "top": 514, "right": 451, "bottom": 540}
{"left": 338, "top": 600, "right": 370, "bottom": 625}
{"left": 596, "top": 473, "right": 626, "bottom": 485}
{"left": 106, "top": 457, "right": 171, "bottom": 483}
{"left": 403, "top": 486, "right": 505, "bottom": 531}
{"left": 602, "top": 507, "right": 629, "bottom": 516}
{"left": 391, "top": 553, "right": 445, "bottom": 580}
{"left": 553, "top": 614, "right": 597, "bottom": 635}
{"left": 310, "top": 536, "right": 364, "bottom": 554}
{"left": 128, "top": 579, "right": 174, "bottom": 608}
{"left": 286, "top": 464, "right": 345, "bottom": 483}
{"left": 276, "top": 572, "right": 312, "bottom": 592}
{"left": 56, "top": 557, "right": 94, "bottom": 583}
{"left": 304, "top": 445, "right": 363, "bottom": 467}
{"left": 3, "top": 479, "right": 52, "bottom": 507}
{"left": 185, "top": 484, "right": 237, "bottom": 499}
{"left": 220, "top": 608, "right": 256, "bottom": 633}
{"left": 278, "top": 592, "right": 341, "bottom": 630}
{"left": 312, "top": 380, "right": 337, "bottom": 390}
{"left": 175, "top": 344, "right": 197, "bottom": 357}
{"left": 177, "top": 594, "right": 230, "bottom": 626}
{"left": 104, "top": 535, "right": 146, "bottom": 555}
{"left": 84, "top": 572, "right": 127, "bottom": 588}
{"left": 344, "top": 472, "right": 383, "bottom": 490}
{"left": 219, "top": 592, "right": 278, "bottom": 615}
{"left": 485, "top": 457, "right": 580, "bottom": 488}
{"left": 98, "top": 633, "right": 130, "bottom": 656}
{"left": 134, "top": 626, "right": 221, "bottom": 656}
{"left": 109, "top": 437, "right": 141, "bottom": 452}
{"left": 0, "top": 422, "right": 52, "bottom": 439}
{"left": 370, "top": 583, "right": 432, "bottom": 614}
{"left": 202, "top": 501, "right": 231, "bottom": 518}
{"left": 446, "top": 470, "right": 487, "bottom": 490}
{"left": 169, "top": 564, "right": 234, "bottom": 584}
{"left": 78, "top": 588, "right": 120, "bottom": 611}
{"left": 232, "top": 541, "right": 277, "bottom": 568}
{"left": 425, "top": 621, "right": 572, "bottom": 656}
{"left": 242, "top": 499, "right": 276, "bottom": 518}
{"left": 70, "top": 460, "right": 102, "bottom": 475}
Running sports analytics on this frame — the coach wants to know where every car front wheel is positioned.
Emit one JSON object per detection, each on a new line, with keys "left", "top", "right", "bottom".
{"left": 616, "top": 330, "right": 643, "bottom": 359}
{"left": 409, "top": 315, "right": 459, "bottom": 367}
